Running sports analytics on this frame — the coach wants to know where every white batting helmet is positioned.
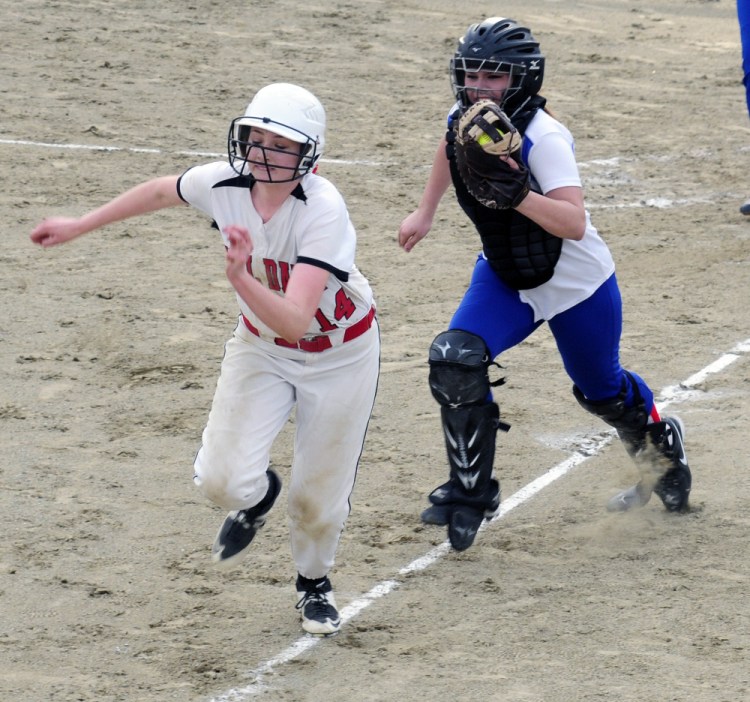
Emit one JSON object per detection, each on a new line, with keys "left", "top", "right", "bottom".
{"left": 228, "top": 83, "right": 326, "bottom": 181}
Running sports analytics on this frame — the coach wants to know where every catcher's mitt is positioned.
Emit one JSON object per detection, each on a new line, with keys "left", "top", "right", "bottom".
{"left": 454, "top": 100, "right": 530, "bottom": 210}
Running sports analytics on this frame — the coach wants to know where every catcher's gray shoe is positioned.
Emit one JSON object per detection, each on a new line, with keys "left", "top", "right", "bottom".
{"left": 606, "top": 482, "right": 654, "bottom": 512}
{"left": 211, "top": 469, "right": 281, "bottom": 565}
{"left": 295, "top": 575, "right": 341, "bottom": 636}
{"left": 607, "top": 417, "right": 691, "bottom": 513}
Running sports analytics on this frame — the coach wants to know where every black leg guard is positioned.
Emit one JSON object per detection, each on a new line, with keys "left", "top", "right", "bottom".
{"left": 572, "top": 382, "right": 649, "bottom": 458}
{"left": 423, "top": 403, "right": 502, "bottom": 550}
{"left": 573, "top": 382, "right": 691, "bottom": 512}
{"left": 424, "top": 330, "right": 510, "bottom": 550}
{"left": 442, "top": 403, "right": 499, "bottom": 494}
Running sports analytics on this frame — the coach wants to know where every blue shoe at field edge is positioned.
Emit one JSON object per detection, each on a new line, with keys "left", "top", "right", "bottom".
{"left": 741, "top": 198, "right": 750, "bottom": 216}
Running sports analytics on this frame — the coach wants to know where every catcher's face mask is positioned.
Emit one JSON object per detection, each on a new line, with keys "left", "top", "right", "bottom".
{"left": 452, "top": 58, "right": 527, "bottom": 111}
{"left": 450, "top": 18, "right": 545, "bottom": 114}
{"left": 463, "top": 69, "right": 513, "bottom": 106}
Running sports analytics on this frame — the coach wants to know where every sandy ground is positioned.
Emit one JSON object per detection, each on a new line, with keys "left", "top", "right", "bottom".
{"left": 2, "top": 0, "right": 749, "bottom": 700}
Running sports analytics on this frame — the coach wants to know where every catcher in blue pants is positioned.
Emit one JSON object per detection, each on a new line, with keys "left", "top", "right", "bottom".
{"left": 398, "top": 17, "right": 692, "bottom": 550}
{"left": 452, "top": 260, "right": 652, "bottom": 408}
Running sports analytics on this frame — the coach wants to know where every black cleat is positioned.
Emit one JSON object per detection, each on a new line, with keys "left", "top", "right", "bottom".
{"left": 421, "top": 478, "right": 500, "bottom": 549}
{"left": 448, "top": 505, "right": 485, "bottom": 551}
{"left": 295, "top": 575, "right": 341, "bottom": 636}
{"left": 211, "top": 469, "right": 281, "bottom": 564}
{"left": 420, "top": 503, "right": 452, "bottom": 526}
{"left": 607, "top": 417, "right": 691, "bottom": 513}
{"left": 652, "top": 417, "right": 691, "bottom": 512}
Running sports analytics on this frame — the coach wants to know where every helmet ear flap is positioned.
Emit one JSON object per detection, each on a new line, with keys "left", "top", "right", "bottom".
{"left": 299, "top": 140, "right": 319, "bottom": 171}
{"left": 227, "top": 118, "right": 252, "bottom": 176}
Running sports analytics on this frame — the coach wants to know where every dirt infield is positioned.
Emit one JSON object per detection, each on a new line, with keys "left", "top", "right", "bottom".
{"left": 2, "top": 1, "right": 749, "bottom": 700}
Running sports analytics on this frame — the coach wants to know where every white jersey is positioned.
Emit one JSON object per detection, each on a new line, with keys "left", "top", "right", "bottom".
{"left": 517, "top": 109, "right": 614, "bottom": 321}
{"left": 177, "top": 161, "right": 375, "bottom": 346}
{"left": 184, "top": 163, "right": 380, "bottom": 583}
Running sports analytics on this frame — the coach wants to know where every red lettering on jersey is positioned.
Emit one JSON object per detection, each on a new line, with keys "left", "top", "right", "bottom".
{"left": 315, "top": 309, "right": 338, "bottom": 333}
{"left": 333, "top": 288, "right": 357, "bottom": 321}
{"left": 263, "top": 258, "right": 281, "bottom": 291}
{"left": 245, "top": 255, "right": 253, "bottom": 275}
{"left": 261, "top": 259, "right": 293, "bottom": 291}
{"left": 253, "top": 263, "right": 357, "bottom": 334}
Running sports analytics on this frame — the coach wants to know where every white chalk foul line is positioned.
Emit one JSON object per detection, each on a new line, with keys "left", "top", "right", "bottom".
{"left": 0, "top": 137, "right": 388, "bottom": 167}
{"left": 209, "top": 337, "right": 750, "bottom": 701}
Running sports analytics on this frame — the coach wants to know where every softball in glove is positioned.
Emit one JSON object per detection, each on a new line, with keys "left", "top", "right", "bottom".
{"left": 454, "top": 100, "right": 530, "bottom": 209}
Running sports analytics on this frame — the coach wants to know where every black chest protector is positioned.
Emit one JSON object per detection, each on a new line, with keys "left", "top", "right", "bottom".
{"left": 447, "top": 99, "right": 562, "bottom": 291}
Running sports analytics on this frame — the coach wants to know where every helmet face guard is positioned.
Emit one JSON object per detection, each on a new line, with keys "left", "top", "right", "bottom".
{"left": 228, "top": 117, "right": 319, "bottom": 183}
{"left": 450, "top": 57, "right": 529, "bottom": 113}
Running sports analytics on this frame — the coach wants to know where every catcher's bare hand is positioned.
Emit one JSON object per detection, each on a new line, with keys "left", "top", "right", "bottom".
{"left": 398, "top": 209, "right": 432, "bottom": 252}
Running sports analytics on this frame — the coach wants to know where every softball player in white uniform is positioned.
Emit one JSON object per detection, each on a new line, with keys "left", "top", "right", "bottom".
{"left": 30, "top": 83, "right": 379, "bottom": 637}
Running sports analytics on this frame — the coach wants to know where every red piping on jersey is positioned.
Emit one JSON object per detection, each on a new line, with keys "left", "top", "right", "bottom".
{"left": 242, "top": 306, "right": 376, "bottom": 352}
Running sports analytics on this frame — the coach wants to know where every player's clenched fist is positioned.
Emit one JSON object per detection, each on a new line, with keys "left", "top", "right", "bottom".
{"left": 224, "top": 224, "right": 254, "bottom": 282}
{"left": 30, "top": 216, "right": 85, "bottom": 247}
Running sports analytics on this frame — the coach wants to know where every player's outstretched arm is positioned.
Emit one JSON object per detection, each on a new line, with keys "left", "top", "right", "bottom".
{"left": 30, "top": 175, "right": 183, "bottom": 248}
{"left": 398, "top": 137, "right": 452, "bottom": 252}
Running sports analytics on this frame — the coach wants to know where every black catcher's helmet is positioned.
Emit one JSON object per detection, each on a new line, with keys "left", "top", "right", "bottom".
{"left": 450, "top": 17, "right": 545, "bottom": 116}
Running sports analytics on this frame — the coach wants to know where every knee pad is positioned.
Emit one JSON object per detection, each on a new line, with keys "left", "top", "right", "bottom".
{"left": 428, "top": 330, "right": 492, "bottom": 408}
